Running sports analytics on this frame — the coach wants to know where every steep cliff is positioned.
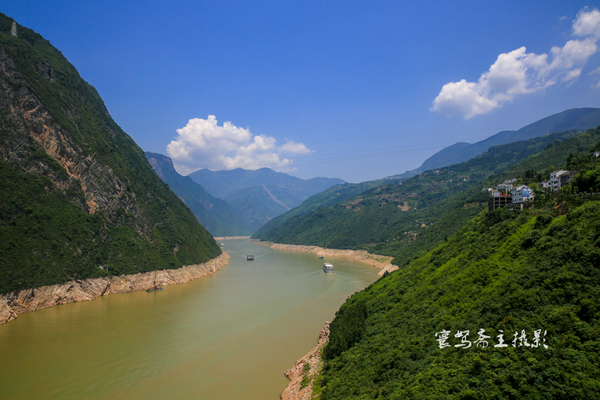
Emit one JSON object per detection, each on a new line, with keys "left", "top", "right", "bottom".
{"left": 0, "top": 14, "right": 221, "bottom": 295}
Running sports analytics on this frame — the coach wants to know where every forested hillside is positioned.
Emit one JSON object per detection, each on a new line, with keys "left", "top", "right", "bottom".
{"left": 300, "top": 131, "right": 600, "bottom": 398}
{"left": 255, "top": 127, "right": 599, "bottom": 265}
{"left": 317, "top": 194, "right": 600, "bottom": 398}
{"left": 0, "top": 14, "right": 220, "bottom": 294}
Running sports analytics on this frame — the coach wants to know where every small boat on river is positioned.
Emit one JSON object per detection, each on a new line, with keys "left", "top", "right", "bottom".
{"left": 247, "top": 254, "right": 254, "bottom": 261}
{"left": 323, "top": 263, "right": 334, "bottom": 273}
{"left": 146, "top": 285, "right": 163, "bottom": 292}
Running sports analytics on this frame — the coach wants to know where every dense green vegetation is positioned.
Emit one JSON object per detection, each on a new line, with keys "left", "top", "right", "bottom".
{"left": 317, "top": 192, "right": 600, "bottom": 399}
{"left": 252, "top": 179, "right": 384, "bottom": 238}
{"left": 310, "top": 136, "right": 600, "bottom": 398}
{"left": 0, "top": 14, "right": 220, "bottom": 294}
{"left": 255, "top": 127, "right": 598, "bottom": 267}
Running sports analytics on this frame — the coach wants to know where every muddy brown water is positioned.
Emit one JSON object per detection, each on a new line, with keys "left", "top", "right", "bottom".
{"left": 0, "top": 239, "right": 381, "bottom": 399}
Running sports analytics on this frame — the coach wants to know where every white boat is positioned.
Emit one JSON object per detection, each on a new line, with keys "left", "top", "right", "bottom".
{"left": 322, "top": 263, "right": 334, "bottom": 273}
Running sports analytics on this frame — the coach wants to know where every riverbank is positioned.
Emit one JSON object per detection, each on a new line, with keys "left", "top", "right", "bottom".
{"left": 253, "top": 241, "right": 398, "bottom": 276}
{"left": 281, "top": 322, "right": 330, "bottom": 400}
{"left": 0, "top": 252, "right": 230, "bottom": 325}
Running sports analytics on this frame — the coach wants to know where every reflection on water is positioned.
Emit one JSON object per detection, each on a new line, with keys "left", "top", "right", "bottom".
{"left": 0, "top": 239, "right": 380, "bottom": 399}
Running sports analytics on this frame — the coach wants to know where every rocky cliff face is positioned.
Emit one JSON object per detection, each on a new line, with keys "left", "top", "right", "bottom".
{"left": 281, "top": 322, "right": 330, "bottom": 400}
{"left": 0, "top": 253, "right": 230, "bottom": 324}
{"left": 0, "top": 14, "right": 221, "bottom": 294}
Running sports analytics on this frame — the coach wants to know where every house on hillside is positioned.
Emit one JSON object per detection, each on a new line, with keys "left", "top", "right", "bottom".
{"left": 497, "top": 179, "right": 515, "bottom": 192}
{"left": 511, "top": 185, "right": 534, "bottom": 210}
{"left": 542, "top": 170, "right": 578, "bottom": 192}
{"left": 488, "top": 190, "right": 512, "bottom": 212}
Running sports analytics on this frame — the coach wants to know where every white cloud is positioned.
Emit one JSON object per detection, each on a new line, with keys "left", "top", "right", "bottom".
{"left": 572, "top": 7, "right": 600, "bottom": 38}
{"left": 166, "top": 115, "right": 313, "bottom": 175}
{"left": 431, "top": 7, "right": 600, "bottom": 119}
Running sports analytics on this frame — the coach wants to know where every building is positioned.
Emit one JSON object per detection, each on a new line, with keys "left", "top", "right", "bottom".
{"left": 488, "top": 190, "right": 512, "bottom": 212}
{"left": 542, "top": 170, "right": 578, "bottom": 192}
{"left": 497, "top": 179, "right": 515, "bottom": 192}
{"left": 10, "top": 22, "right": 17, "bottom": 37}
{"left": 511, "top": 185, "right": 534, "bottom": 209}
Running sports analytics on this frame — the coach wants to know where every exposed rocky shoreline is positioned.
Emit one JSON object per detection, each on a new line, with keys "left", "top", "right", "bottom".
{"left": 0, "top": 252, "right": 230, "bottom": 325}
{"left": 281, "top": 322, "right": 330, "bottom": 400}
{"left": 254, "top": 240, "right": 399, "bottom": 277}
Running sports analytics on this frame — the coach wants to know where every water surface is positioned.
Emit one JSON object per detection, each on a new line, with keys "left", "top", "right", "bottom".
{"left": 0, "top": 239, "right": 381, "bottom": 399}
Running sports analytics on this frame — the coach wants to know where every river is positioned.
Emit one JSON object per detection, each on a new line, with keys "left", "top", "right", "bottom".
{"left": 0, "top": 239, "right": 381, "bottom": 399}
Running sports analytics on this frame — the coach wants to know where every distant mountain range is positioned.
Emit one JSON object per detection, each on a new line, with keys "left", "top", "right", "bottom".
{"left": 188, "top": 168, "right": 345, "bottom": 232}
{"left": 389, "top": 108, "right": 600, "bottom": 180}
{"left": 145, "top": 153, "right": 253, "bottom": 237}
{"left": 145, "top": 156, "right": 346, "bottom": 235}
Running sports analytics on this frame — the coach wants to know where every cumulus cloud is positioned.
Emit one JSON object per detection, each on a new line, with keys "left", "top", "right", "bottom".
{"left": 166, "top": 115, "right": 313, "bottom": 175}
{"left": 432, "top": 7, "right": 600, "bottom": 119}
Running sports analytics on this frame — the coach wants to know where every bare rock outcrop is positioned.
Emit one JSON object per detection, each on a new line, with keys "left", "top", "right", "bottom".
{"left": 281, "top": 322, "right": 330, "bottom": 400}
{"left": 0, "top": 253, "right": 229, "bottom": 324}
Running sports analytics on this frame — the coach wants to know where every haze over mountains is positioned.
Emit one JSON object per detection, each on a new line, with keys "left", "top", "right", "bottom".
{"left": 389, "top": 108, "right": 600, "bottom": 180}
{"left": 146, "top": 154, "right": 345, "bottom": 235}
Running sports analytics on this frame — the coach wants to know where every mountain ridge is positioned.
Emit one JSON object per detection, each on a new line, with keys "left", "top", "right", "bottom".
{"left": 188, "top": 167, "right": 345, "bottom": 232}
{"left": 145, "top": 152, "right": 253, "bottom": 236}
{"left": 0, "top": 13, "right": 221, "bottom": 294}
{"left": 389, "top": 108, "right": 600, "bottom": 181}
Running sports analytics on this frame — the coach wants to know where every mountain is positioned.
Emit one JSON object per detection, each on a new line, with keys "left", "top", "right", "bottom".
{"left": 252, "top": 179, "right": 385, "bottom": 239}
{"left": 389, "top": 108, "right": 600, "bottom": 180}
{"left": 145, "top": 152, "right": 252, "bottom": 236}
{"left": 188, "top": 167, "right": 345, "bottom": 232}
{"left": 318, "top": 194, "right": 600, "bottom": 398}
{"left": 254, "top": 126, "right": 600, "bottom": 263}
{"left": 0, "top": 14, "right": 221, "bottom": 294}
{"left": 298, "top": 130, "right": 600, "bottom": 398}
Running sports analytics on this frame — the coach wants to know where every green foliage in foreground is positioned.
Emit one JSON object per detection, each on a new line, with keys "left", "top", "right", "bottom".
{"left": 317, "top": 198, "right": 600, "bottom": 399}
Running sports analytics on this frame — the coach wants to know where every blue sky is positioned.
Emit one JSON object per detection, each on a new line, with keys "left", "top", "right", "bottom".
{"left": 3, "top": 1, "right": 600, "bottom": 182}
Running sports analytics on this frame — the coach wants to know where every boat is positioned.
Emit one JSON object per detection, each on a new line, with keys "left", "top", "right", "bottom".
{"left": 146, "top": 285, "right": 163, "bottom": 292}
{"left": 323, "top": 263, "right": 334, "bottom": 273}
{"left": 247, "top": 254, "right": 254, "bottom": 261}
{"left": 319, "top": 256, "right": 324, "bottom": 259}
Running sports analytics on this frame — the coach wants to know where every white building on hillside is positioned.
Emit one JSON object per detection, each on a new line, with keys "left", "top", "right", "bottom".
{"left": 542, "top": 170, "right": 578, "bottom": 192}
{"left": 511, "top": 185, "right": 534, "bottom": 209}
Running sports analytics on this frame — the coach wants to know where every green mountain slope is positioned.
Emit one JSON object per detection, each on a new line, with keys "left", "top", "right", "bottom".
{"left": 0, "top": 14, "right": 220, "bottom": 294}
{"left": 255, "top": 127, "right": 597, "bottom": 261}
{"left": 318, "top": 196, "right": 600, "bottom": 399}
{"left": 145, "top": 152, "right": 252, "bottom": 236}
{"left": 252, "top": 180, "right": 384, "bottom": 238}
